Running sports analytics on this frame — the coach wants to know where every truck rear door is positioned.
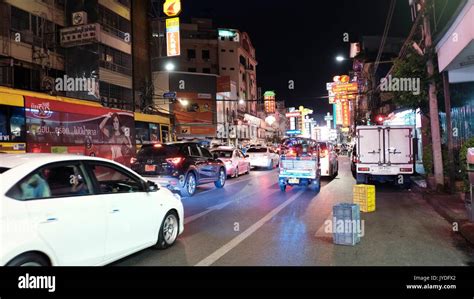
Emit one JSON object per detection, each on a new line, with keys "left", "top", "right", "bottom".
{"left": 358, "top": 128, "right": 383, "bottom": 164}
{"left": 384, "top": 127, "right": 413, "bottom": 165}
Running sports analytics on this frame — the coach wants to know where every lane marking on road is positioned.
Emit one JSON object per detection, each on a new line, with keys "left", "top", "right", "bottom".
{"left": 184, "top": 201, "right": 233, "bottom": 224}
{"left": 191, "top": 170, "right": 278, "bottom": 197}
{"left": 184, "top": 189, "right": 282, "bottom": 225}
{"left": 194, "top": 190, "right": 305, "bottom": 266}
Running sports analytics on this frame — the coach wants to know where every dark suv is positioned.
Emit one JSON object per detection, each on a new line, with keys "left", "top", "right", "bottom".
{"left": 131, "top": 142, "right": 226, "bottom": 197}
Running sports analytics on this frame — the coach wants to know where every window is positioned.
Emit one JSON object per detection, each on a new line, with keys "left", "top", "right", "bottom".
{"left": 222, "top": 67, "right": 227, "bottom": 70}
{"left": 135, "top": 121, "right": 150, "bottom": 145}
{"left": 221, "top": 49, "right": 226, "bottom": 52}
{"left": 202, "top": 50, "right": 210, "bottom": 60}
{"left": 89, "top": 163, "right": 144, "bottom": 194}
{"left": 6, "top": 163, "right": 92, "bottom": 200}
{"left": 11, "top": 6, "right": 30, "bottom": 31}
{"left": 161, "top": 125, "right": 170, "bottom": 142}
{"left": 187, "top": 49, "right": 196, "bottom": 59}
{"left": 240, "top": 55, "right": 247, "bottom": 66}
{"left": 229, "top": 49, "right": 234, "bottom": 53}
{"left": 230, "top": 67, "right": 235, "bottom": 71}
{"left": 0, "top": 105, "right": 25, "bottom": 142}
{"left": 247, "top": 148, "right": 268, "bottom": 153}
{"left": 188, "top": 68, "right": 197, "bottom": 72}
{"left": 214, "top": 151, "right": 232, "bottom": 158}
{"left": 200, "top": 147, "right": 212, "bottom": 158}
{"left": 0, "top": 167, "right": 10, "bottom": 174}
{"left": 202, "top": 68, "right": 211, "bottom": 74}
{"left": 188, "top": 144, "right": 201, "bottom": 157}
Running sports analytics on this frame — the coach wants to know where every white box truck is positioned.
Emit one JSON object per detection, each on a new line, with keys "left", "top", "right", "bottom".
{"left": 354, "top": 125, "right": 415, "bottom": 188}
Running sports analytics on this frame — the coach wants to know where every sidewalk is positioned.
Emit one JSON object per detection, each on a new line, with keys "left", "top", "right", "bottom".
{"left": 418, "top": 187, "right": 474, "bottom": 246}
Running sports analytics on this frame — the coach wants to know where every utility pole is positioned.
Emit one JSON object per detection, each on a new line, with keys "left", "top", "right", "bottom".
{"left": 422, "top": 0, "right": 444, "bottom": 188}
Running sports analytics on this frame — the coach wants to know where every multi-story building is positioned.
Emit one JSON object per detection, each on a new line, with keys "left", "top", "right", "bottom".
{"left": 218, "top": 28, "right": 258, "bottom": 117}
{"left": 0, "top": 0, "right": 153, "bottom": 112}
{"left": 151, "top": 18, "right": 266, "bottom": 144}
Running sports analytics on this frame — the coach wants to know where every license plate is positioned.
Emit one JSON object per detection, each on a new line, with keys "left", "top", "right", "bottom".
{"left": 145, "top": 165, "right": 156, "bottom": 172}
{"left": 289, "top": 178, "right": 300, "bottom": 184}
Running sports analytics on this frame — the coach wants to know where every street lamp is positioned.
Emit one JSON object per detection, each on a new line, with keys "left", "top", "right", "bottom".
{"left": 165, "top": 62, "right": 175, "bottom": 71}
{"left": 336, "top": 56, "right": 345, "bottom": 62}
{"left": 179, "top": 99, "right": 189, "bottom": 107}
{"left": 239, "top": 99, "right": 245, "bottom": 105}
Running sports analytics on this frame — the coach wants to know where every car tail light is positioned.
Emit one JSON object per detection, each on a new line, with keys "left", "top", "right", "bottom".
{"left": 320, "top": 149, "right": 328, "bottom": 158}
{"left": 358, "top": 167, "right": 370, "bottom": 172}
{"left": 130, "top": 157, "right": 137, "bottom": 164}
{"left": 153, "top": 143, "right": 163, "bottom": 148}
{"left": 166, "top": 157, "right": 184, "bottom": 165}
{"left": 400, "top": 168, "right": 412, "bottom": 172}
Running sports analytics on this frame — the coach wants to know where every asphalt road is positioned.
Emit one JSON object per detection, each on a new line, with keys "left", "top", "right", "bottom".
{"left": 113, "top": 156, "right": 474, "bottom": 266}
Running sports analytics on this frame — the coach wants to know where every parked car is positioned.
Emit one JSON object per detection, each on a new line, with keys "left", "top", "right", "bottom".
{"left": 0, "top": 154, "right": 184, "bottom": 266}
{"left": 246, "top": 146, "right": 280, "bottom": 170}
{"left": 211, "top": 146, "right": 251, "bottom": 178}
{"left": 317, "top": 141, "right": 339, "bottom": 178}
{"left": 131, "top": 142, "right": 227, "bottom": 197}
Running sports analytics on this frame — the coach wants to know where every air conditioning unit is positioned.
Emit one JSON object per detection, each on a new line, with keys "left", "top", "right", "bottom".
{"left": 72, "top": 11, "right": 88, "bottom": 26}
{"left": 40, "top": 75, "right": 55, "bottom": 92}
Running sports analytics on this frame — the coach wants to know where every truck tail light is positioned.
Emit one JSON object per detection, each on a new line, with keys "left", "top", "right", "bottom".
{"left": 358, "top": 167, "right": 370, "bottom": 172}
{"left": 400, "top": 168, "right": 412, "bottom": 172}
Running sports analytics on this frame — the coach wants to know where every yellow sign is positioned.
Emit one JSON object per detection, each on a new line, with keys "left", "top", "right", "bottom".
{"left": 166, "top": 17, "right": 180, "bottom": 57}
{"left": 163, "top": 0, "right": 182, "bottom": 17}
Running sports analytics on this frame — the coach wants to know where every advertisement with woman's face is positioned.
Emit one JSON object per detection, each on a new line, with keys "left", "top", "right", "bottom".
{"left": 25, "top": 96, "right": 136, "bottom": 166}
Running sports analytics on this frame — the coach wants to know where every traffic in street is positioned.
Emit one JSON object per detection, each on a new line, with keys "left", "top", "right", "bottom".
{"left": 113, "top": 156, "right": 474, "bottom": 266}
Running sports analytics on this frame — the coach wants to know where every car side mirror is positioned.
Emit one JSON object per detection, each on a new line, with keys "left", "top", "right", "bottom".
{"left": 146, "top": 180, "right": 159, "bottom": 192}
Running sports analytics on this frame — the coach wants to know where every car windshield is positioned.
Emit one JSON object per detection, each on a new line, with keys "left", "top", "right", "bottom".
{"left": 0, "top": 167, "right": 10, "bottom": 174}
{"left": 247, "top": 148, "right": 267, "bottom": 153}
{"left": 138, "top": 145, "right": 179, "bottom": 158}
{"left": 213, "top": 151, "right": 233, "bottom": 158}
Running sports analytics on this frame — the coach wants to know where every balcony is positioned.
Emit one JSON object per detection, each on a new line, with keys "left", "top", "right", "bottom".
{"left": 99, "top": 60, "right": 132, "bottom": 76}
{"left": 60, "top": 23, "right": 131, "bottom": 54}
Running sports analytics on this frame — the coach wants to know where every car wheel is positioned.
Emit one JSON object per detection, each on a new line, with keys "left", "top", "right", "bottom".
{"left": 246, "top": 164, "right": 250, "bottom": 174}
{"left": 6, "top": 253, "right": 50, "bottom": 266}
{"left": 309, "top": 179, "right": 321, "bottom": 193}
{"left": 154, "top": 211, "right": 179, "bottom": 250}
{"left": 181, "top": 172, "right": 197, "bottom": 197}
{"left": 215, "top": 168, "right": 226, "bottom": 188}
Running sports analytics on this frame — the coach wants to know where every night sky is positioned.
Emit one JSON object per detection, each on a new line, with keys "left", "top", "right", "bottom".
{"left": 184, "top": 0, "right": 413, "bottom": 123}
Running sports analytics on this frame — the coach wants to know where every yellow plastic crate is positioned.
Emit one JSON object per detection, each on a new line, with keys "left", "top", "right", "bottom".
{"left": 353, "top": 184, "right": 376, "bottom": 212}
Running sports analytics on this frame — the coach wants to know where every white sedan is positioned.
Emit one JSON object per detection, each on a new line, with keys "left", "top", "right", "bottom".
{"left": 0, "top": 154, "right": 184, "bottom": 266}
{"left": 211, "top": 147, "right": 251, "bottom": 178}
{"left": 246, "top": 147, "right": 280, "bottom": 170}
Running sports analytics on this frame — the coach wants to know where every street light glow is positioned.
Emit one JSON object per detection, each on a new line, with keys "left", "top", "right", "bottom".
{"left": 179, "top": 99, "right": 189, "bottom": 107}
{"left": 336, "top": 56, "right": 345, "bottom": 62}
{"left": 239, "top": 99, "right": 245, "bottom": 105}
{"left": 165, "top": 62, "right": 175, "bottom": 71}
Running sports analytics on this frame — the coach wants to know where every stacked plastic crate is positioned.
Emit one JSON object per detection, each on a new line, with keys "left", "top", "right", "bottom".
{"left": 332, "top": 203, "right": 361, "bottom": 246}
{"left": 353, "top": 184, "right": 376, "bottom": 213}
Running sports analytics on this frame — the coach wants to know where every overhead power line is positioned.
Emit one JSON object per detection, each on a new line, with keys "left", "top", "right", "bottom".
{"left": 373, "top": 0, "right": 397, "bottom": 75}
